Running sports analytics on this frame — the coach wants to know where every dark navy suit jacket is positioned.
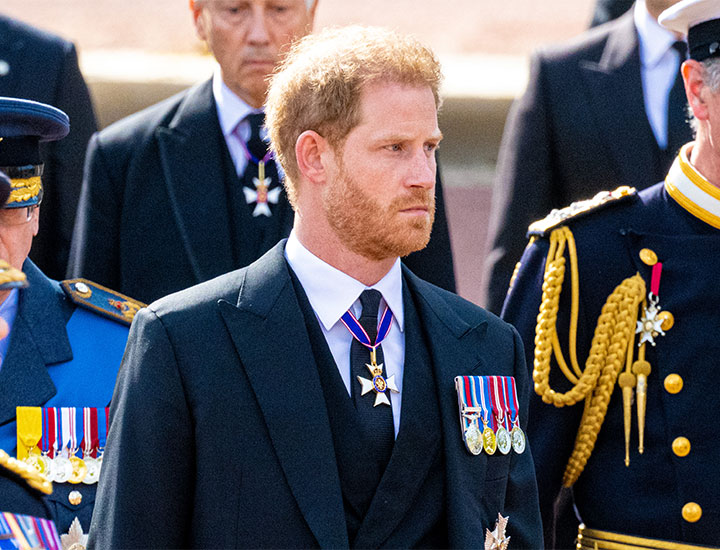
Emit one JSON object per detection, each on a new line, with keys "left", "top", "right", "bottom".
{"left": 88, "top": 241, "right": 542, "bottom": 549}
{"left": 503, "top": 182, "right": 720, "bottom": 548}
{"left": 482, "top": 12, "right": 692, "bottom": 314}
{"left": 0, "top": 15, "right": 97, "bottom": 279}
{"left": 69, "top": 79, "right": 455, "bottom": 304}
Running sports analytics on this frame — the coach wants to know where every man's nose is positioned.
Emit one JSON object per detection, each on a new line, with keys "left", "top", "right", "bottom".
{"left": 246, "top": 6, "right": 271, "bottom": 44}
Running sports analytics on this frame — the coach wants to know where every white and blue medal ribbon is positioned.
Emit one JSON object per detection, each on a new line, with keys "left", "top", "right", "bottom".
{"left": 478, "top": 377, "right": 498, "bottom": 455}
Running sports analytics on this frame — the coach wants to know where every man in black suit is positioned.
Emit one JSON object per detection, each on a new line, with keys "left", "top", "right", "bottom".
{"left": 68, "top": 0, "right": 455, "bottom": 305}
{"left": 0, "top": 14, "right": 97, "bottom": 280}
{"left": 87, "top": 26, "right": 542, "bottom": 549}
{"left": 482, "top": 0, "right": 689, "bottom": 314}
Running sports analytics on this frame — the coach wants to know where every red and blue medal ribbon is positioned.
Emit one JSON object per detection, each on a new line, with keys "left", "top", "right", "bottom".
{"left": 489, "top": 377, "right": 509, "bottom": 430}
{"left": 477, "top": 377, "right": 495, "bottom": 430}
{"left": 340, "top": 302, "right": 393, "bottom": 356}
{"left": 0, "top": 513, "right": 60, "bottom": 550}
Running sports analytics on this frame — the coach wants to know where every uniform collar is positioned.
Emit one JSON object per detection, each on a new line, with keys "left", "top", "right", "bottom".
{"left": 634, "top": 0, "right": 679, "bottom": 69}
{"left": 665, "top": 142, "right": 720, "bottom": 229}
{"left": 212, "top": 67, "right": 262, "bottom": 138}
{"left": 284, "top": 231, "right": 404, "bottom": 333}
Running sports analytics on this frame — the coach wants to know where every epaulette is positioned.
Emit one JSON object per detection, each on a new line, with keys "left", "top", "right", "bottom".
{"left": 528, "top": 186, "right": 637, "bottom": 237}
{"left": 0, "top": 449, "right": 52, "bottom": 495}
{"left": 61, "top": 279, "right": 146, "bottom": 326}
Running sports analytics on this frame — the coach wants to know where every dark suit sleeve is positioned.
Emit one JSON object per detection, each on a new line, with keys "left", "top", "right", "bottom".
{"left": 482, "top": 53, "right": 556, "bottom": 314}
{"left": 31, "top": 42, "right": 97, "bottom": 280}
{"left": 67, "top": 133, "right": 122, "bottom": 289}
{"left": 88, "top": 307, "right": 193, "bottom": 549}
{"left": 403, "top": 160, "right": 456, "bottom": 292}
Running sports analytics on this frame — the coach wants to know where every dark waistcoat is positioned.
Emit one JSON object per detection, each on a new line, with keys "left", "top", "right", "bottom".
{"left": 291, "top": 270, "right": 448, "bottom": 549}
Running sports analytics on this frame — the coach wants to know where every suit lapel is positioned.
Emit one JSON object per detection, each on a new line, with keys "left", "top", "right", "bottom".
{"left": 217, "top": 243, "right": 348, "bottom": 549}
{"left": 579, "top": 13, "right": 658, "bottom": 183}
{"left": 155, "top": 80, "right": 234, "bottom": 285}
{"left": 403, "top": 269, "right": 495, "bottom": 548}
{"left": 0, "top": 261, "right": 72, "bottom": 425}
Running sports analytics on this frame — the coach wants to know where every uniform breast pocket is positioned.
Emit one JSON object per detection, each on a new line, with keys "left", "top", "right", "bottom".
{"left": 481, "top": 453, "right": 512, "bottom": 510}
{"left": 45, "top": 484, "right": 96, "bottom": 537}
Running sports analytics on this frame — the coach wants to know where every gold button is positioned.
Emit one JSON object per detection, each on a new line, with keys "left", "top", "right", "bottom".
{"left": 664, "top": 374, "right": 684, "bottom": 394}
{"left": 682, "top": 502, "right": 702, "bottom": 523}
{"left": 672, "top": 437, "right": 691, "bottom": 457}
{"left": 639, "top": 248, "right": 658, "bottom": 266}
{"left": 68, "top": 490, "right": 82, "bottom": 506}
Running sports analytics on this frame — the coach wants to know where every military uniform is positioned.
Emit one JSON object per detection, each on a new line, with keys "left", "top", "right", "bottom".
{"left": 503, "top": 144, "right": 720, "bottom": 549}
{"left": 0, "top": 98, "right": 142, "bottom": 543}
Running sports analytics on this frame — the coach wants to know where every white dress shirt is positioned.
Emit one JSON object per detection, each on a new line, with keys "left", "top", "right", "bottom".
{"left": 284, "top": 231, "right": 405, "bottom": 437}
{"left": 635, "top": 0, "right": 685, "bottom": 149}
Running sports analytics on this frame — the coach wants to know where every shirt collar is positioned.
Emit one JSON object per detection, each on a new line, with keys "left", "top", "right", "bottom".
{"left": 212, "top": 67, "right": 261, "bottom": 137}
{"left": 634, "top": 0, "right": 678, "bottom": 69}
{"left": 284, "top": 231, "right": 405, "bottom": 332}
{"left": 665, "top": 143, "right": 720, "bottom": 230}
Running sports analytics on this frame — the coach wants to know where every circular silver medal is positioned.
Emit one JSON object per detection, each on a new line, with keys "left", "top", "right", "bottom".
{"left": 511, "top": 426, "right": 526, "bottom": 454}
{"left": 464, "top": 422, "right": 483, "bottom": 455}
{"left": 52, "top": 456, "right": 73, "bottom": 483}
{"left": 83, "top": 457, "right": 100, "bottom": 484}
{"left": 496, "top": 426, "right": 512, "bottom": 455}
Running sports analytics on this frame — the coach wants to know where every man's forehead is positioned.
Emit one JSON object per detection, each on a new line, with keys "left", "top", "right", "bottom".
{"left": 198, "top": 0, "right": 315, "bottom": 8}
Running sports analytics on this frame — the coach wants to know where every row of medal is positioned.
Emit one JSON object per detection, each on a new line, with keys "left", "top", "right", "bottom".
{"left": 0, "top": 511, "right": 61, "bottom": 550}
{"left": 455, "top": 375, "right": 526, "bottom": 456}
{"left": 16, "top": 406, "right": 108, "bottom": 485}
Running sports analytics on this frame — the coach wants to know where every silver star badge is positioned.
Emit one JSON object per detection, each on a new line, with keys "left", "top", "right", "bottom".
{"left": 243, "top": 176, "right": 281, "bottom": 217}
{"left": 636, "top": 300, "right": 665, "bottom": 346}
{"left": 485, "top": 514, "right": 510, "bottom": 550}
{"left": 357, "top": 362, "right": 399, "bottom": 407}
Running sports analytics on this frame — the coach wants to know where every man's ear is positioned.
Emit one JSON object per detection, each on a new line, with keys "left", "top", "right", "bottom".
{"left": 190, "top": 0, "right": 208, "bottom": 42}
{"left": 685, "top": 60, "right": 709, "bottom": 122}
{"left": 295, "top": 130, "right": 332, "bottom": 185}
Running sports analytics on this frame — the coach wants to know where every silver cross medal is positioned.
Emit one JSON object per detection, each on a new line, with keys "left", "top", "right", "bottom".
{"left": 636, "top": 294, "right": 665, "bottom": 346}
{"left": 356, "top": 347, "right": 399, "bottom": 407}
{"left": 243, "top": 160, "right": 281, "bottom": 217}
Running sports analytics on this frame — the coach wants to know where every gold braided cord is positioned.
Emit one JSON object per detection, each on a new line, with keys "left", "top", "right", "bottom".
{"left": 8, "top": 176, "right": 41, "bottom": 204}
{"left": 532, "top": 226, "right": 646, "bottom": 487}
{"left": 562, "top": 275, "right": 644, "bottom": 487}
{"left": 0, "top": 449, "right": 52, "bottom": 495}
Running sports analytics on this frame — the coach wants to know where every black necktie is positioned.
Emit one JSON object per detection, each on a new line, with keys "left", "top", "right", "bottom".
{"left": 240, "top": 113, "right": 280, "bottom": 223}
{"left": 667, "top": 41, "right": 692, "bottom": 154}
{"left": 350, "top": 290, "right": 395, "bottom": 465}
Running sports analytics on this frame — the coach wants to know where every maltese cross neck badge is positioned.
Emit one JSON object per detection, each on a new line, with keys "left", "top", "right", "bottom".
{"left": 243, "top": 160, "right": 281, "bottom": 217}
{"left": 341, "top": 298, "right": 399, "bottom": 407}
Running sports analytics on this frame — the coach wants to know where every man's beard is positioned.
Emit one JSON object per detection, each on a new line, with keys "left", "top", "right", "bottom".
{"left": 322, "top": 166, "right": 435, "bottom": 262}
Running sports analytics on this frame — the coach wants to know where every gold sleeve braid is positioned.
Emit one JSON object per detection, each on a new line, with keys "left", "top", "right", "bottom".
{"left": 532, "top": 226, "right": 646, "bottom": 487}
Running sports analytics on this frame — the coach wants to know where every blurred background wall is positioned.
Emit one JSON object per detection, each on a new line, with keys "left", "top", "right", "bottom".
{"left": 1, "top": 0, "right": 596, "bottom": 304}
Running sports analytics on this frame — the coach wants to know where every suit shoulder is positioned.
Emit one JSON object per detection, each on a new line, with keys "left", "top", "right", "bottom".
{"left": 94, "top": 85, "right": 197, "bottom": 146}
{"left": 535, "top": 15, "right": 626, "bottom": 65}
{"left": 0, "top": 15, "right": 71, "bottom": 53}
{"left": 149, "top": 268, "right": 245, "bottom": 320}
{"left": 61, "top": 279, "right": 146, "bottom": 326}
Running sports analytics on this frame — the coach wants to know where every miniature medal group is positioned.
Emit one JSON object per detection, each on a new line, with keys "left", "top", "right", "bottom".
{"left": 17, "top": 406, "right": 107, "bottom": 485}
{"left": 455, "top": 376, "right": 526, "bottom": 456}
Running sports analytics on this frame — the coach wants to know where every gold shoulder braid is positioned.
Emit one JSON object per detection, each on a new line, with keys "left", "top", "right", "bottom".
{"left": 0, "top": 448, "right": 52, "bottom": 495}
{"left": 533, "top": 224, "right": 652, "bottom": 487}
